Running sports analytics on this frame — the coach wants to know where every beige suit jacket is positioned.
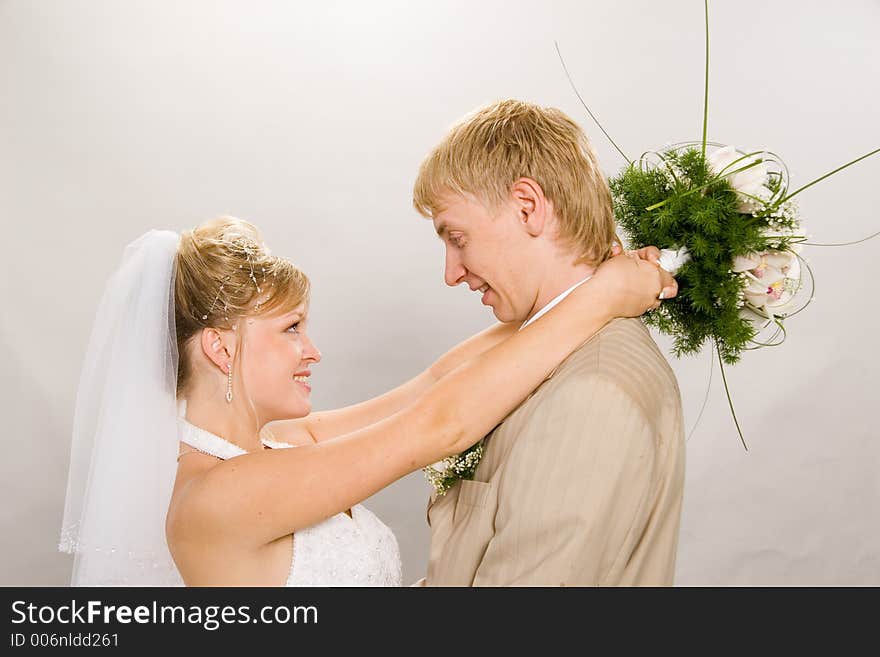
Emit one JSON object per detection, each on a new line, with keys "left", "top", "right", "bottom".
{"left": 420, "top": 317, "right": 686, "bottom": 586}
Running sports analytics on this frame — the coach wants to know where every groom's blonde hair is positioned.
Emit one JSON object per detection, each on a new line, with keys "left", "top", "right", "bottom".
{"left": 412, "top": 99, "right": 617, "bottom": 266}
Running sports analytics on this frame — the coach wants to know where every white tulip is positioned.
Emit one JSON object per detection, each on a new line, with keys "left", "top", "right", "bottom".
{"left": 708, "top": 145, "right": 772, "bottom": 214}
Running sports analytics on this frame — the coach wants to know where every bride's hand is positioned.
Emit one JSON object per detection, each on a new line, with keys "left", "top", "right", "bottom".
{"left": 614, "top": 243, "right": 679, "bottom": 300}
{"left": 588, "top": 246, "right": 678, "bottom": 318}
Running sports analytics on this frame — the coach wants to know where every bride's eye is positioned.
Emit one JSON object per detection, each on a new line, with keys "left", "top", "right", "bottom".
{"left": 286, "top": 322, "right": 300, "bottom": 334}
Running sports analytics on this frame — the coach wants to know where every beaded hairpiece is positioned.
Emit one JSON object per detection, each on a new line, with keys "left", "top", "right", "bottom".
{"left": 194, "top": 235, "right": 278, "bottom": 325}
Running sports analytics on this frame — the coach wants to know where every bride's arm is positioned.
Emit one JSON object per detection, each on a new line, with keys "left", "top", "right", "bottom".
{"left": 264, "top": 246, "right": 675, "bottom": 446}
{"left": 262, "top": 321, "right": 519, "bottom": 445}
{"left": 177, "top": 253, "right": 669, "bottom": 547}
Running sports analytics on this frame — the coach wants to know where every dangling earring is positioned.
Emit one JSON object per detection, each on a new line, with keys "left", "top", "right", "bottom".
{"left": 226, "top": 362, "right": 233, "bottom": 403}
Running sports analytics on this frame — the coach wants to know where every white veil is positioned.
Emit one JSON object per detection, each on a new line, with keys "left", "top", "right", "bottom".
{"left": 59, "top": 229, "right": 185, "bottom": 586}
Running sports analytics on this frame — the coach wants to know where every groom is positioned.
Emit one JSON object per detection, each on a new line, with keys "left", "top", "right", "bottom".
{"left": 411, "top": 99, "right": 686, "bottom": 585}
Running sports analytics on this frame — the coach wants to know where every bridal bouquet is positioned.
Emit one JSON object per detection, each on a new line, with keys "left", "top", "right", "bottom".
{"left": 610, "top": 142, "right": 812, "bottom": 366}
{"left": 557, "top": 0, "right": 878, "bottom": 449}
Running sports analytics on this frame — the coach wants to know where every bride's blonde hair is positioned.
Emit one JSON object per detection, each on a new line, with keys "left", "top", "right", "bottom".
{"left": 173, "top": 216, "right": 310, "bottom": 396}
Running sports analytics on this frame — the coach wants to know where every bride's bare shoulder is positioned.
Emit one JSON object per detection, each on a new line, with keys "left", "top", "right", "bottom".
{"left": 166, "top": 456, "right": 243, "bottom": 545}
{"left": 166, "top": 451, "right": 287, "bottom": 546}
{"left": 166, "top": 457, "right": 292, "bottom": 585}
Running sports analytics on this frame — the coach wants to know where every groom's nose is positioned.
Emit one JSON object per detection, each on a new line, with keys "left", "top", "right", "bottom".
{"left": 444, "top": 248, "right": 466, "bottom": 287}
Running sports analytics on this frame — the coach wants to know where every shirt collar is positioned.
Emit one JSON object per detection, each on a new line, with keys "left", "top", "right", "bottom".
{"left": 519, "top": 275, "right": 593, "bottom": 331}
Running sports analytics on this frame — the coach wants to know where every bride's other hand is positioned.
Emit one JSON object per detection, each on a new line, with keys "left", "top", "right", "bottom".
{"left": 589, "top": 249, "right": 678, "bottom": 318}
{"left": 610, "top": 243, "right": 678, "bottom": 305}
{"left": 624, "top": 245, "right": 678, "bottom": 302}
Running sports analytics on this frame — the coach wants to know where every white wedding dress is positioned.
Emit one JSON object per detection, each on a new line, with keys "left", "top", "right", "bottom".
{"left": 178, "top": 417, "right": 403, "bottom": 586}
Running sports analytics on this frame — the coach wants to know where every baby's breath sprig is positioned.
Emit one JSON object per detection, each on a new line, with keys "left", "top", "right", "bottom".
{"left": 422, "top": 440, "right": 485, "bottom": 496}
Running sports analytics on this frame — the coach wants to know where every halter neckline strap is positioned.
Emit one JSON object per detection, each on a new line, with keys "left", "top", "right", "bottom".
{"left": 177, "top": 417, "right": 251, "bottom": 460}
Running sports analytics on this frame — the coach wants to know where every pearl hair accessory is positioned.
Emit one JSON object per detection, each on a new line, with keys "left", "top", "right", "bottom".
{"left": 194, "top": 235, "right": 277, "bottom": 324}
{"left": 201, "top": 275, "right": 231, "bottom": 322}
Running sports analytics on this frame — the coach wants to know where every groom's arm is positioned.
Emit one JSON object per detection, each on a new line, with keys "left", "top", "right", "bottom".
{"left": 264, "top": 321, "right": 518, "bottom": 445}
{"left": 472, "top": 373, "right": 659, "bottom": 586}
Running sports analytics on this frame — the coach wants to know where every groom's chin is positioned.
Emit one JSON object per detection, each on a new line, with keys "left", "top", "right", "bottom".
{"left": 489, "top": 306, "right": 518, "bottom": 324}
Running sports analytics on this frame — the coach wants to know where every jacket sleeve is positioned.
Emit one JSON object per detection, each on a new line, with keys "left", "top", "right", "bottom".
{"left": 472, "top": 373, "right": 658, "bottom": 586}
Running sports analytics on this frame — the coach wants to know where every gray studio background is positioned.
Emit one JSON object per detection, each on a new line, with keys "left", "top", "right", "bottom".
{"left": 2, "top": 0, "right": 878, "bottom": 586}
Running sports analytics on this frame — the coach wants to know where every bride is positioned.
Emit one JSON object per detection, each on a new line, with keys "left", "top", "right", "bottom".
{"left": 58, "top": 215, "right": 675, "bottom": 586}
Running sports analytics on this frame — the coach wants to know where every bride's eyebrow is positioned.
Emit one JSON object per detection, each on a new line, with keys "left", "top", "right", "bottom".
{"left": 280, "top": 310, "right": 305, "bottom": 322}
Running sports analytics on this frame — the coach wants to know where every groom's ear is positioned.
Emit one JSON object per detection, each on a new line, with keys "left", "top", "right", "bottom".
{"left": 510, "top": 177, "right": 547, "bottom": 238}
